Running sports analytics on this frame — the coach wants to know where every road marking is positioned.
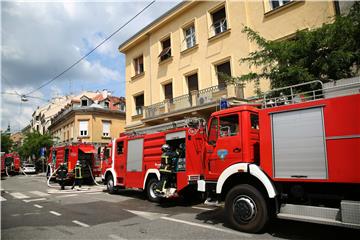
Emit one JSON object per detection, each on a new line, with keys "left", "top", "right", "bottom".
{"left": 10, "top": 192, "right": 30, "bottom": 199}
{"left": 191, "top": 206, "right": 216, "bottom": 211}
{"left": 85, "top": 192, "right": 102, "bottom": 195}
{"left": 56, "top": 194, "right": 78, "bottom": 198}
{"left": 24, "top": 212, "right": 40, "bottom": 216}
{"left": 160, "top": 217, "right": 253, "bottom": 238}
{"left": 72, "top": 220, "right": 90, "bottom": 227}
{"left": 11, "top": 214, "right": 20, "bottom": 217}
{"left": 0, "top": 196, "right": 6, "bottom": 201}
{"left": 34, "top": 204, "right": 43, "bottom": 209}
{"left": 108, "top": 234, "right": 127, "bottom": 240}
{"left": 29, "top": 191, "right": 50, "bottom": 197}
{"left": 5, "top": 191, "right": 9, "bottom": 194}
{"left": 126, "top": 210, "right": 168, "bottom": 220}
{"left": 23, "top": 198, "right": 46, "bottom": 203}
{"left": 49, "top": 211, "right": 61, "bottom": 216}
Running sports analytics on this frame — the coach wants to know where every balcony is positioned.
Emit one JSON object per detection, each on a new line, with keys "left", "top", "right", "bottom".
{"left": 143, "top": 84, "right": 244, "bottom": 121}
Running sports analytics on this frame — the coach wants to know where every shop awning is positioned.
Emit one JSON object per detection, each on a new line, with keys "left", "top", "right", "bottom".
{"left": 78, "top": 145, "right": 96, "bottom": 154}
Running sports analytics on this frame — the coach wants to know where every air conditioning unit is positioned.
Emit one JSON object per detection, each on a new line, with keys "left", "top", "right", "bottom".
{"left": 198, "top": 96, "right": 212, "bottom": 105}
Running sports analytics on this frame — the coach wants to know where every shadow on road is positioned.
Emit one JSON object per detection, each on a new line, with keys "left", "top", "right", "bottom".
{"left": 195, "top": 208, "right": 359, "bottom": 239}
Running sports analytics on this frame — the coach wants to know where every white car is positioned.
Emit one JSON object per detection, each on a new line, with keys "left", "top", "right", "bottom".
{"left": 22, "top": 164, "right": 36, "bottom": 174}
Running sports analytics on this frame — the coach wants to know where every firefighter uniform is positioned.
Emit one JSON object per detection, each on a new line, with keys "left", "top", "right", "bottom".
{"left": 72, "top": 161, "right": 83, "bottom": 189}
{"left": 156, "top": 145, "right": 177, "bottom": 194}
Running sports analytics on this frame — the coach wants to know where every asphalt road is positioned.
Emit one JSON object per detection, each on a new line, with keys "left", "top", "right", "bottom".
{"left": 1, "top": 174, "right": 358, "bottom": 240}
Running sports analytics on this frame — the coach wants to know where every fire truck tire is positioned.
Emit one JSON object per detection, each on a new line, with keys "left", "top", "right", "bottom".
{"left": 225, "top": 184, "right": 268, "bottom": 233}
{"left": 106, "top": 175, "right": 115, "bottom": 194}
{"left": 146, "top": 178, "right": 160, "bottom": 202}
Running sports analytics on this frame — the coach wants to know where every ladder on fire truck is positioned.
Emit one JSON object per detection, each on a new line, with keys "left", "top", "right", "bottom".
{"left": 125, "top": 118, "right": 205, "bottom": 136}
{"left": 238, "top": 77, "right": 359, "bottom": 108}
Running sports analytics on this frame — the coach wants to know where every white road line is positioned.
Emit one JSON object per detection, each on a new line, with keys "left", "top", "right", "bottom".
{"left": 85, "top": 192, "right": 102, "bottom": 195}
{"left": 56, "top": 194, "right": 78, "bottom": 198}
{"left": 108, "top": 234, "right": 127, "bottom": 240}
{"left": 191, "top": 206, "right": 216, "bottom": 211}
{"left": 34, "top": 204, "right": 43, "bottom": 209}
{"left": 5, "top": 191, "right": 9, "bottom": 194}
{"left": 161, "top": 217, "right": 253, "bottom": 238}
{"left": 49, "top": 211, "right": 61, "bottom": 216}
{"left": 29, "top": 191, "right": 50, "bottom": 197}
{"left": 1, "top": 196, "right": 7, "bottom": 201}
{"left": 72, "top": 220, "right": 90, "bottom": 228}
{"left": 23, "top": 198, "right": 47, "bottom": 203}
{"left": 10, "top": 192, "right": 30, "bottom": 199}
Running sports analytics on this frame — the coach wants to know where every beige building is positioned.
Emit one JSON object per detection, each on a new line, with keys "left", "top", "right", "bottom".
{"left": 119, "top": 0, "right": 336, "bottom": 130}
{"left": 48, "top": 94, "right": 126, "bottom": 145}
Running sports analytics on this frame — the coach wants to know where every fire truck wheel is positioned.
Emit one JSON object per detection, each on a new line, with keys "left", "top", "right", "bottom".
{"left": 146, "top": 178, "right": 160, "bottom": 202}
{"left": 106, "top": 175, "right": 115, "bottom": 194}
{"left": 225, "top": 184, "right": 268, "bottom": 233}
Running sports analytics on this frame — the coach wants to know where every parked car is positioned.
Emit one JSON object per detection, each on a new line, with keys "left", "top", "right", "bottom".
{"left": 22, "top": 164, "right": 36, "bottom": 174}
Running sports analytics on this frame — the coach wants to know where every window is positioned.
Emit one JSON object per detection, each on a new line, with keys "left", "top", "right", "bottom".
{"left": 104, "top": 101, "right": 109, "bottom": 109}
{"left": 102, "top": 121, "right": 110, "bottom": 137}
{"left": 208, "top": 117, "right": 218, "bottom": 145}
{"left": 219, "top": 114, "right": 239, "bottom": 137}
{"left": 64, "top": 148, "right": 69, "bottom": 163}
{"left": 216, "top": 61, "right": 231, "bottom": 89}
{"left": 251, "top": 114, "right": 259, "bottom": 130}
{"left": 134, "top": 55, "right": 144, "bottom": 75}
{"left": 79, "top": 120, "right": 88, "bottom": 136}
{"left": 187, "top": 73, "right": 199, "bottom": 92}
{"left": 270, "top": 0, "right": 291, "bottom": 10}
{"left": 120, "top": 103, "right": 126, "bottom": 112}
{"left": 159, "top": 37, "right": 171, "bottom": 62}
{"left": 81, "top": 99, "right": 88, "bottom": 107}
{"left": 135, "top": 94, "right": 144, "bottom": 115}
{"left": 184, "top": 24, "right": 196, "bottom": 49}
{"left": 164, "top": 82, "right": 173, "bottom": 101}
{"left": 211, "top": 7, "right": 227, "bottom": 36}
{"left": 117, "top": 141, "right": 124, "bottom": 155}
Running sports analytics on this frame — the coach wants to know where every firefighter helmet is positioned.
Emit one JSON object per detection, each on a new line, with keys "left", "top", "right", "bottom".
{"left": 161, "top": 144, "right": 171, "bottom": 152}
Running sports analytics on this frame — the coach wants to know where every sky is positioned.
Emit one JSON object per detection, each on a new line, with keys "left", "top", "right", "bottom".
{"left": 1, "top": 0, "right": 181, "bottom": 132}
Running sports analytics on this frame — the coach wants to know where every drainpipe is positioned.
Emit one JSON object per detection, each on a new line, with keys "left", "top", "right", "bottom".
{"left": 333, "top": 0, "right": 341, "bottom": 16}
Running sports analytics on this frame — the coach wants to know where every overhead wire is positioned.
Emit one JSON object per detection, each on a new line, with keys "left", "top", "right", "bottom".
{"left": 24, "top": 0, "right": 156, "bottom": 96}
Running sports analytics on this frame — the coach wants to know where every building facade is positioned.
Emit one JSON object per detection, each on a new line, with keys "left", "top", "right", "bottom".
{"left": 48, "top": 94, "right": 126, "bottom": 145}
{"left": 119, "top": 0, "right": 336, "bottom": 130}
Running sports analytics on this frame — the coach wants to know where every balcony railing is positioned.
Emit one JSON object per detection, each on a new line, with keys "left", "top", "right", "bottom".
{"left": 143, "top": 83, "right": 243, "bottom": 119}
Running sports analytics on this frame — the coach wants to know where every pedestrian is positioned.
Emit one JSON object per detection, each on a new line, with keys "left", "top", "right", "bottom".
{"left": 58, "top": 163, "right": 67, "bottom": 190}
{"left": 71, "top": 161, "right": 83, "bottom": 190}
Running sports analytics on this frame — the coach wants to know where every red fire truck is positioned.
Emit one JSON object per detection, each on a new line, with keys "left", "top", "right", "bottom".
{"left": 47, "top": 143, "right": 101, "bottom": 184}
{"left": 4, "top": 152, "right": 21, "bottom": 175}
{"left": 101, "top": 124, "right": 205, "bottom": 202}
{"left": 1, "top": 152, "right": 5, "bottom": 175}
{"left": 197, "top": 81, "right": 360, "bottom": 232}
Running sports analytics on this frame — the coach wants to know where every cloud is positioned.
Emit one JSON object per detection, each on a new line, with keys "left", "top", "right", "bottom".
{"left": 1, "top": 1, "right": 180, "bottom": 131}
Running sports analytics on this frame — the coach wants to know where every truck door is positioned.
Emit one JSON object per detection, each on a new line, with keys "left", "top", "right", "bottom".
{"left": 114, "top": 140, "right": 126, "bottom": 186}
{"left": 205, "top": 113, "right": 243, "bottom": 180}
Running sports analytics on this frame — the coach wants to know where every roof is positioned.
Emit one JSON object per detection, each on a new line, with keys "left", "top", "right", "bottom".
{"left": 118, "top": 1, "right": 195, "bottom": 52}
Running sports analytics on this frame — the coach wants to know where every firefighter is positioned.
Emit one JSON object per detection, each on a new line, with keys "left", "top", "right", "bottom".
{"left": 156, "top": 144, "right": 177, "bottom": 195}
{"left": 58, "top": 163, "right": 67, "bottom": 190}
{"left": 71, "top": 161, "right": 83, "bottom": 190}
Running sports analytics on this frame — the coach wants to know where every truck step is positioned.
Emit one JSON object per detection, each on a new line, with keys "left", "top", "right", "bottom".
{"left": 277, "top": 203, "right": 360, "bottom": 229}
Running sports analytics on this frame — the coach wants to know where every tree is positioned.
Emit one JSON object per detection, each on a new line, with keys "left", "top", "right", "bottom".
{"left": 231, "top": 2, "right": 360, "bottom": 95}
{"left": 19, "top": 131, "right": 53, "bottom": 160}
{"left": 1, "top": 133, "right": 13, "bottom": 153}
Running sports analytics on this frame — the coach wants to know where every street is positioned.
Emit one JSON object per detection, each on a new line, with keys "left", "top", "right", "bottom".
{"left": 1, "top": 175, "right": 358, "bottom": 240}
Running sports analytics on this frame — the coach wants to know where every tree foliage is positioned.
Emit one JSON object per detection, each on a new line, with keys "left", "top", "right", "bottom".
{"left": 230, "top": 2, "right": 360, "bottom": 95}
{"left": 19, "top": 131, "right": 53, "bottom": 160}
{"left": 1, "top": 133, "right": 13, "bottom": 153}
